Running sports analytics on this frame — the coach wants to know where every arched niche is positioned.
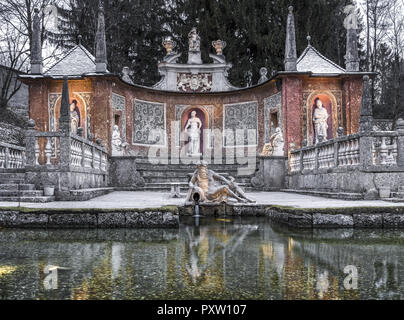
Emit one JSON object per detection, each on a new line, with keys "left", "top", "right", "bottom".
{"left": 180, "top": 106, "right": 211, "bottom": 154}
{"left": 52, "top": 93, "right": 88, "bottom": 136}
{"left": 305, "top": 91, "right": 339, "bottom": 145}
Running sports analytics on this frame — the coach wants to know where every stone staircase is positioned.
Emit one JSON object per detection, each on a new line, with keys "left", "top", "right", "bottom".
{"left": 0, "top": 170, "right": 55, "bottom": 203}
{"left": 135, "top": 158, "right": 259, "bottom": 193}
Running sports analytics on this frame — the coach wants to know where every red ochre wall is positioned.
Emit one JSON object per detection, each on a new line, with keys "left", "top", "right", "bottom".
{"left": 26, "top": 74, "right": 363, "bottom": 156}
{"left": 110, "top": 78, "right": 279, "bottom": 157}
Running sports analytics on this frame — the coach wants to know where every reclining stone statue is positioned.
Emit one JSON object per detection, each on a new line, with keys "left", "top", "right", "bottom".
{"left": 186, "top": 161, "right": 256, "bottom": 204}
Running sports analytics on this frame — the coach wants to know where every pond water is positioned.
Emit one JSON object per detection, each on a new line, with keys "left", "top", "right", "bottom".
{"left": 1, "top": 217, "right": 404, "bottom": 300}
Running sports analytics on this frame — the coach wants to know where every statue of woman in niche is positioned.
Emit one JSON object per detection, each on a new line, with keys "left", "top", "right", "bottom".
{"left": 313, "top": 98, "right": 329, "bottom": 143}
{"left": 70, "top": 99, "right": 81, "bottom": 134}
{"left": 185, "top": 111, "right": 202, "bottom": 156}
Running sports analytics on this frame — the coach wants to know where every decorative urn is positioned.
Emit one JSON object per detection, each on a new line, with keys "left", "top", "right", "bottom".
{"left": 162, "top": 36, "right": 176, "bottom": 55}
{"left": 212, "top": 40, "right": 227, "bottom": 55}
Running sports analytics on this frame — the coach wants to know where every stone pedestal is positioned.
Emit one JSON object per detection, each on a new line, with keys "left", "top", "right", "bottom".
{"left": 251, "top": 156, "right": 287, "bottom": 191}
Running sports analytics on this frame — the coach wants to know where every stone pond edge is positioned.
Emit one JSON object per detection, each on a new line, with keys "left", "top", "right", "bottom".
{"left": 1, "top": 204, "right": 404, "bottom": 229}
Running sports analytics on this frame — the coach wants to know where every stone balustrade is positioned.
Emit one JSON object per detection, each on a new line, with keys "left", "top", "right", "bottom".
{"left": 0, "top": 142, "right": 26, "bottom": 169}
{"left": 371, "top": 132, "right": 398, "bottom": 166}
{"left": 289, "top": 130, "right": 403, "bottom": 174}
{"left": 26, "top": 130, "right": 108, "bottom": 174}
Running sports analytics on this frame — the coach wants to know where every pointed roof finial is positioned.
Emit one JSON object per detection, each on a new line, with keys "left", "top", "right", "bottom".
{"left": 307, "top": 34, "right": 311, "bottom": 46}
{"left": 345, "top": 29, "right": 360, "bottom": 71}
{"left": 78, "top": 35, "right": 82, "bottom": 45}
{"left": 95, "top": 0, "right": 107, "bottom": 73}
{"left": 31, "top": 7, "right": 43, "bottom": 74}
{"left": 284, "top": 6, "right": 297, "bottom": 71}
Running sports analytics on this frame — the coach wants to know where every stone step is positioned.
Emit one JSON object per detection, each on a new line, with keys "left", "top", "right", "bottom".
{"left": 0, "top": 196, "right": 55, "bottom": 203}
{"left": 136, "top": 164, "right": 259, "bottom": 171}
{"left": 281, "top": 189, "right": 363, "bottom": 200}
{"left": 0, "top": 190, "right": 44, "bottom": 197}
{"left": 0, "top": 184, "right": 35, "bottom": 191}
{"left": 67, "top": 188, "right": 115, "bottom": 201}
{"left": 0, "top": 169, "right": 25, "bottom": 174}
{"left": 0, "top": 178, "right": 25, "bottom": 184}
{"left": 144, "top": 182, "right": 252, "bottom": 191}
{"left": 135, "top": 158, "right": 259, "bottom": 164}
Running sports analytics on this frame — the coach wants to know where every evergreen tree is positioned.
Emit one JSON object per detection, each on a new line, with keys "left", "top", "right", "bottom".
{"left": 48, "top": 0, "right": 170, "bottom": 86}
{"left": 48, "top": 0, "right": 364, "bottom": 87}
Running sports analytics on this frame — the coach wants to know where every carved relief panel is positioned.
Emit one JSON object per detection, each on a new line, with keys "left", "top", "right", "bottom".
{"left": 223, "top": 101, "right": 258, "bottom": 147}
{"left": 177, "top": 73, "right": 212, "bottom": 92}
{"left": 133, "top": 99, "right": 166, "bottom": 146}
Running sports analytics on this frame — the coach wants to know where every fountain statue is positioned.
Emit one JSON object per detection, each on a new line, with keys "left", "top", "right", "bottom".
{"left": 186, "top": 161, "right": 255, "bottom": 203}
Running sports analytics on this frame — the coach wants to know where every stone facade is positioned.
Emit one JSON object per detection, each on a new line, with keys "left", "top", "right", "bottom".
{"left": 19, "top": 72, "right": 367, "bottom": 159}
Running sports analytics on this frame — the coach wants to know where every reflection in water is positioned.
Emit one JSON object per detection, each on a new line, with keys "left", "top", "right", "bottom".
{"left": 0, "top": 218, "right": 404, "bottom": 300}
{"left": 184, "top": 224, "right": 258, "bottom": 284}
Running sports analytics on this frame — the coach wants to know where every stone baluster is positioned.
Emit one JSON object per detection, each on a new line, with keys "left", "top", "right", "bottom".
{"left": 35, "top": 138, "right": 40, "bottom": 165}
{"left": 81, "top": 140, "right": 85, "bottom": 167}
{"left": 45, "top": 138, "right": 52, "bottom": 165}
{"left": 92, "top": 146, "right": 96, "bottom": 169}
{"left": 5, "top": 147, "right": 10, "bottom": 169}
{"left": 392, "top": 137, "right": 398, "bottom": 164}
{"left": 346, "top": 141, "right": 352, "bottom": 166}
{"left": 371, "top": 139, "right": 377, "bottom": 165}
{"left": 314, "top": 145, "right": 319, "bottom": 172}
{"left": 352, "top": 140, "right": 358, "bottom": 165}
{"left": 299, "top": 150, "right": 304, "bottom": 173}
{"left": 0, "top": 147, "right": 5, "bottom": 168}
{"left": 334, "top": 140, "right": 339, "bottom": 168}
{"left": 379, "top": 137, "right": 388, "bottom": 165}
{"left": 397, "top": 118, "right": 404, "bottom": 167}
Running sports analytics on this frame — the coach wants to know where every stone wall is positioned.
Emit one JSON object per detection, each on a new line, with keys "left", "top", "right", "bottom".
{"left": 23, "top": 72, "right": 365, "bottom": 160}
{"left": 286, "top": 170, "right": 404, "bottom": 196}
{"left": 0, "top": 208, "right": 179, "bottom": 229}
{"left": 109, "top": 157, "right": 144, "bottom": 188}
{"left": 111, "top": 78, "right": 280, "bottom": 157}
{"left": 0, "top": 122, "right": 25, "bottom": 145}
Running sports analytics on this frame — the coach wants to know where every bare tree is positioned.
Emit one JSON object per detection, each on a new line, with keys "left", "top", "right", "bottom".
{"left": 385, "top": 0, "right": 404, "bottom": 126}
{"left": 0, "top": 0, "right": 54, "bottom": 53}
{"left": 0, "top": 23, "right": 30, "bottom": 109}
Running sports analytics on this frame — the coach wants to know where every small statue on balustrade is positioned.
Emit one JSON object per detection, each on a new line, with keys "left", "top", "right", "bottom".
{"left": 111, "top": 125, "right": 128, "bottom": 156}
{"left": 261, "top": 127, "right": 284, "bottom": 156}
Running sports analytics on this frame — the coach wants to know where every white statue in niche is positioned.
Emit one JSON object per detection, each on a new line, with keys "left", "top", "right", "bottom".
{"left": 70, "top": 100, "right": 80, "bottom": 134}
{"left": 185, "top": 111, "right": 202, "bottom": 156}
{"left": 313, "top": 98, "right": 329, "bottom": 143}
{"left": 112, "top": 125, "right": 125, "bottom": 156}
